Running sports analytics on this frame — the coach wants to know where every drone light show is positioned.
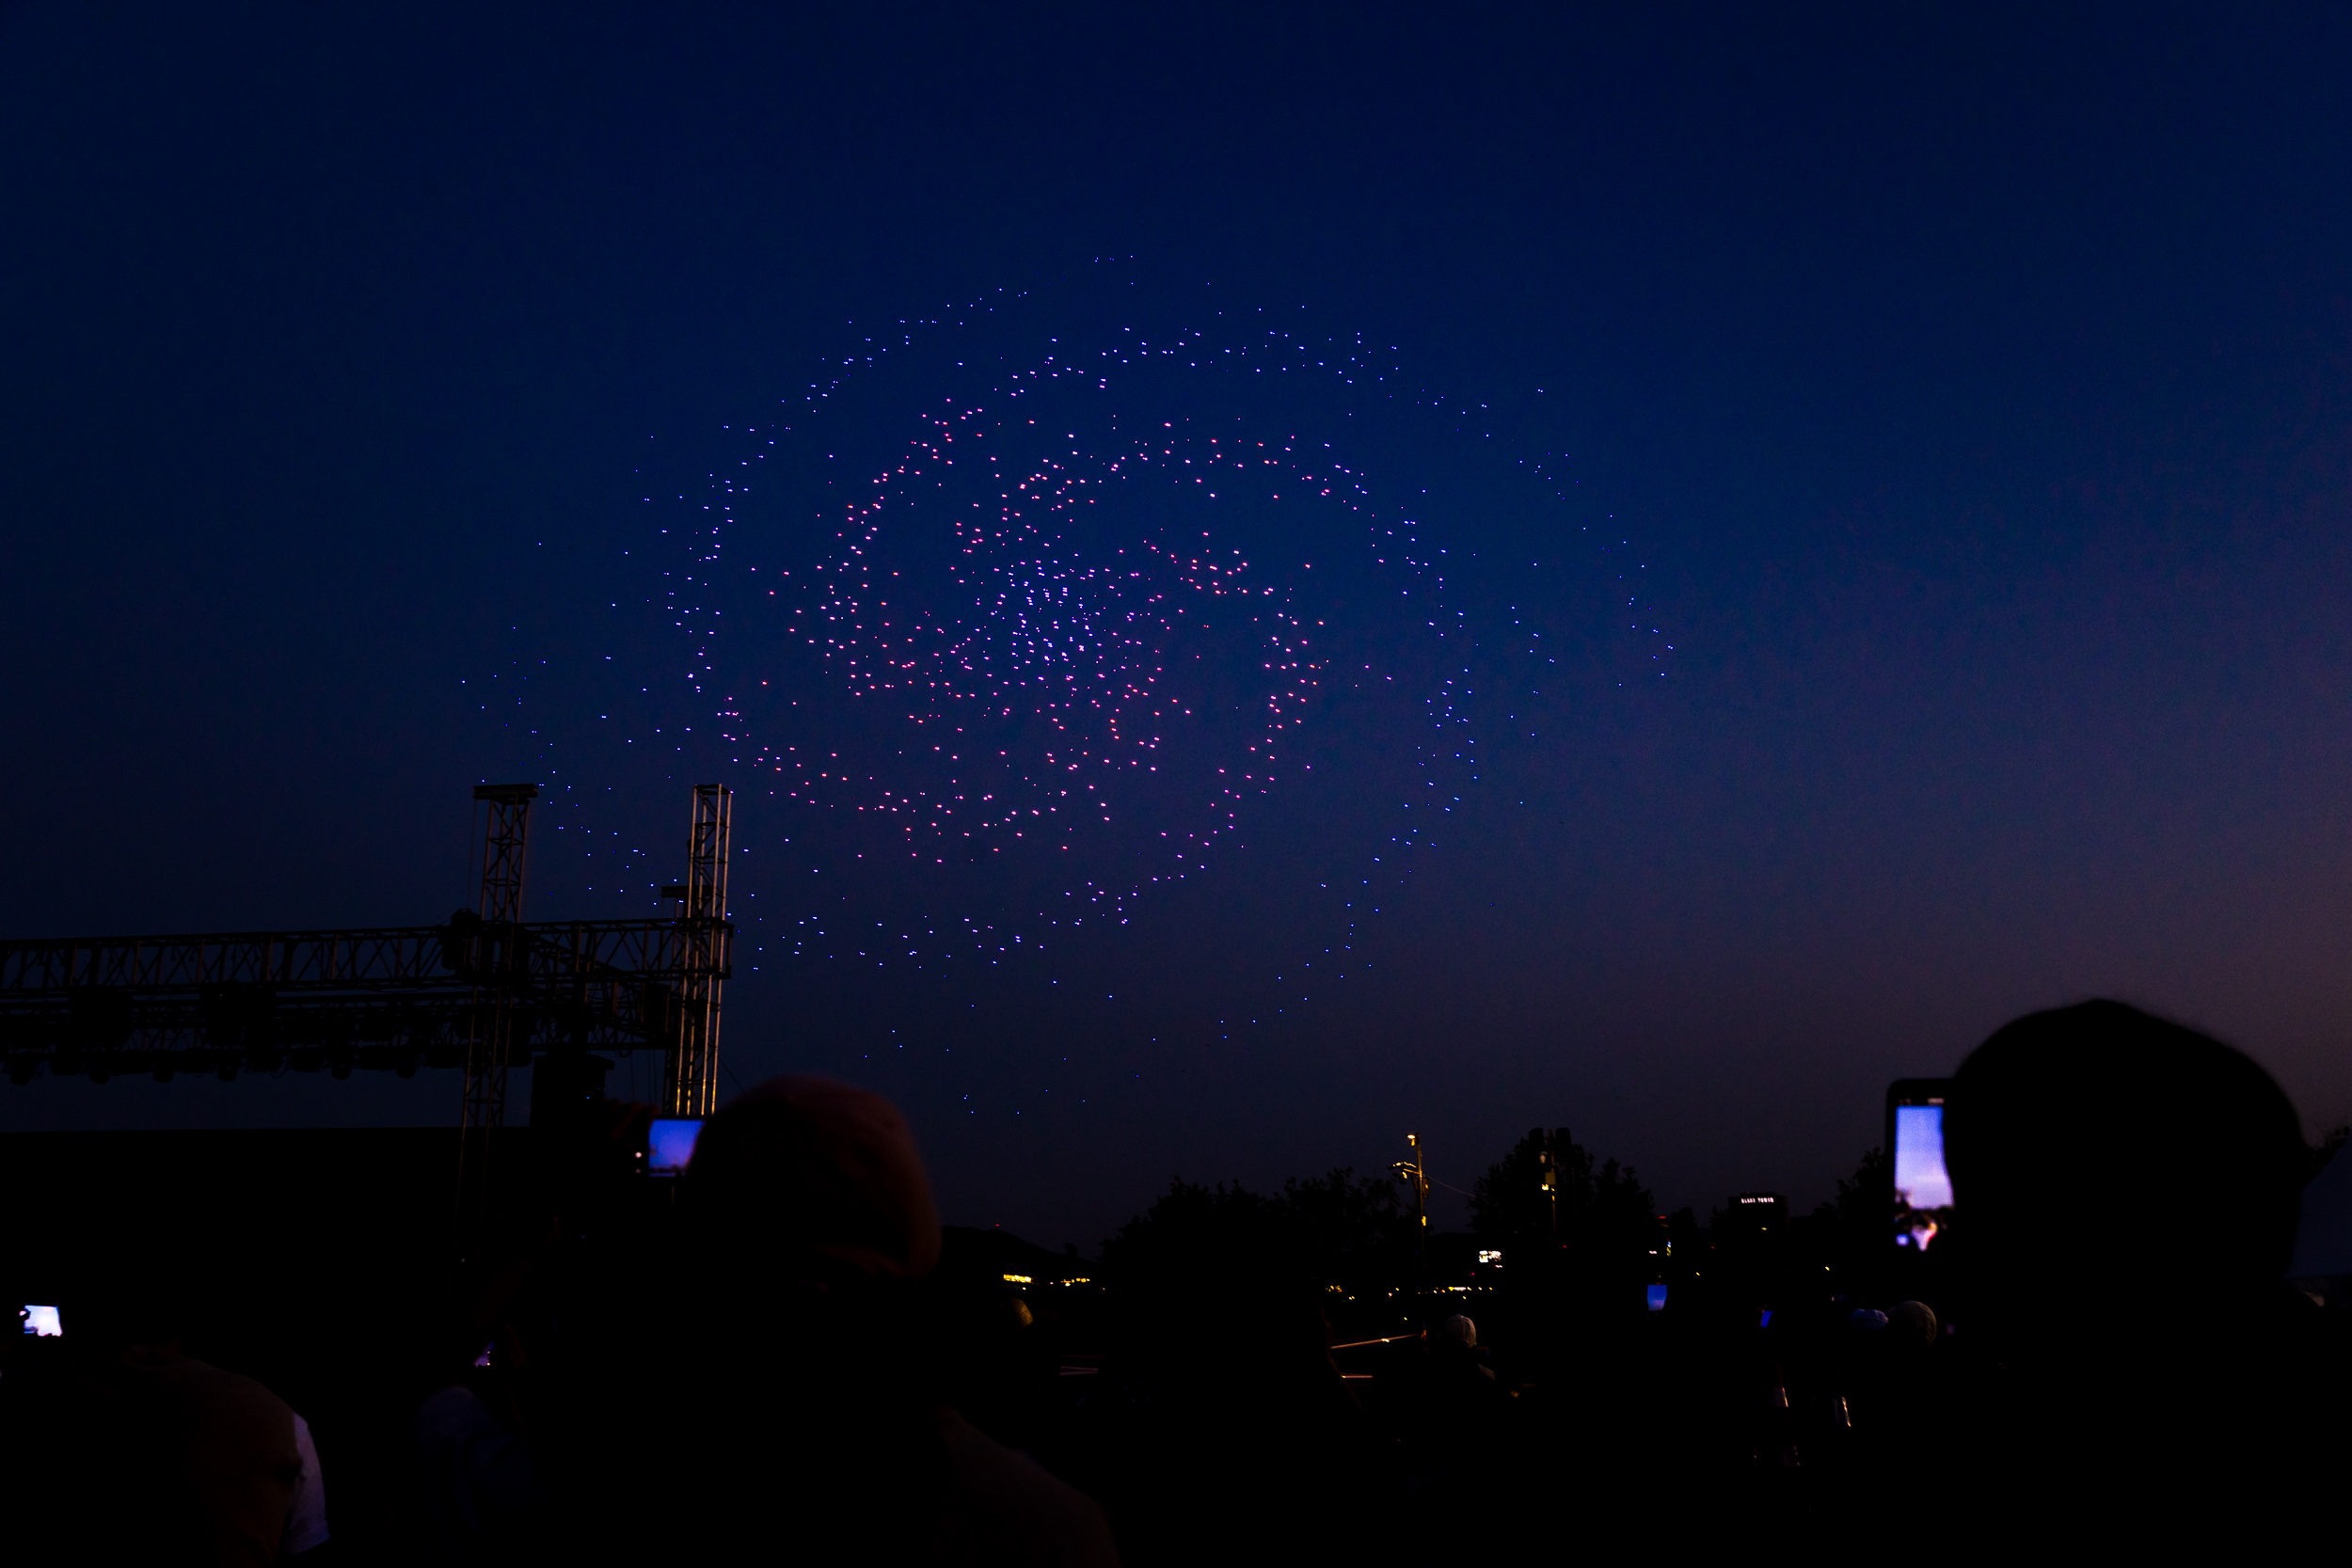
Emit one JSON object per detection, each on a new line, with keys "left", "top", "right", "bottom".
{"left": 512, "top": 272, "right": 1674, "bottom": 1035}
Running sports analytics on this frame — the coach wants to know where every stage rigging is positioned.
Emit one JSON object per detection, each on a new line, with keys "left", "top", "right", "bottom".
{"left": 0, "top": 784, "right": 735, "bottom": 1128}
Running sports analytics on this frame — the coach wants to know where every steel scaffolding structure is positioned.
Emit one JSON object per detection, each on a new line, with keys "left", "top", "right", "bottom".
{"left": 2, "top": 782, "right": 736, "bottom": 1249}
{"left": 457, "top": 784, "right": 539, "bottom": 1222}
{"left": 0, "top": 790, "right": 734, "bottom": 1107}
{"left": 0, "top": 915, "right": 730, "bottom": 1082}
{"left": 664, "top": 783, "right": 731, "bottom": 1117}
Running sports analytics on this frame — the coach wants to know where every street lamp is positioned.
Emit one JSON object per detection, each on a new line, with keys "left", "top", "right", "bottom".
{"left": 1393, "top": 1132, "right": 1431, "bottom": 1275}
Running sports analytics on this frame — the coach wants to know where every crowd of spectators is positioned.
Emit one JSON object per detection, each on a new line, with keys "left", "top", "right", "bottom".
{"left": 4, "top": 998, "right": 2347, "bottom": 1561}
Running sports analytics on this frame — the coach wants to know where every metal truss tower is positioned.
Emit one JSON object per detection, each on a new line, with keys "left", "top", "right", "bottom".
{"left": 0, "top": 779, "right": 739, "bottom": 1244}
{"left": 664, "top": 784, "right": 731, "bottom": 1117}
{"left": 1, "top": 918, "right": 730, "bottom": 1084}
{"left": 458, "top": 784, "right": 538, "bottom": 1235}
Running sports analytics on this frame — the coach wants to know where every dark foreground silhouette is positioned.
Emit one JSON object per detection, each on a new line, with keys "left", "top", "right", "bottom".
{"left": 1929, "top": 1000, "right": 2351, "bottom": 1547}
{"left": 6, "top": 999, "right": 2348, "bottom": 1563}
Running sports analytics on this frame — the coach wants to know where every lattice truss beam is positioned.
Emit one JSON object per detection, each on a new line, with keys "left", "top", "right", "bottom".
{"left": 0, "top": 917, "right": 732, "bottom": 1085}
{"left": 665, "top": 783, "right": 732, "bottom": 1117}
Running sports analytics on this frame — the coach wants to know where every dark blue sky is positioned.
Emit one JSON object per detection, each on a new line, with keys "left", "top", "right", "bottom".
{"left": 5, "top": 3, "right": 2349, "bottom": 1246}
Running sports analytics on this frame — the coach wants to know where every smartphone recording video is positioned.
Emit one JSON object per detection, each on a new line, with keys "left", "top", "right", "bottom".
{"left": 647, "top": 1117, "right": 705, "bottom": 1177}
{"left": 1887, "top": 1079, "right": 1954, "bottom": 1251}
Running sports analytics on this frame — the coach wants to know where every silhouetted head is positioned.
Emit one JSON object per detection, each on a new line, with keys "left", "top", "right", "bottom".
{"left": 1947, "top": 1000, "right": 2303, "bottom": 1302}
{"left": 684, "top": 1075, "right": 941, "bottom": 1342}
{"left": 621, "top": 1095, "right": 954, "bottom": 1560}
{"left": 1886, "top": 1299, "right": 1937, "bottom": 1348}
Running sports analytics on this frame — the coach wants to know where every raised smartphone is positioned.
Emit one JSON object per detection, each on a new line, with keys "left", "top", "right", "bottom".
{"left": 647, "top": 1117, "right": 705, "bottom": 1176}
{"left": 1887, "top": 1078, "right": 1954, "bottom": 1251}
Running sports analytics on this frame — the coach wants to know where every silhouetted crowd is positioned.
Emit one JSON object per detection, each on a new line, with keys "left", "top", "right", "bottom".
{"left": 5, "top": 998, "right": 2349, "bottom": 1562}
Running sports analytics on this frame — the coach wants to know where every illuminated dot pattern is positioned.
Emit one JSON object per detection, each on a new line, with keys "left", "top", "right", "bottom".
{"left": 553, "top": 286, "right": 1674, "bottom": 982}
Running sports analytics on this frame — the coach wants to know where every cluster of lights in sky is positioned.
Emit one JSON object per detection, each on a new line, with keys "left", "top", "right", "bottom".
{"left": 516, "top": 277, "right": 1674, "bottom": 1003}
{"left": 786, "top": 398, "right": 1354, "bottom": 889}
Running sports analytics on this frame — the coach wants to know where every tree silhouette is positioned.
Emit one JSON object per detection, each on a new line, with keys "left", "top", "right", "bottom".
{"left": 1796, "top": 1145, "right": 1889, "bottom": 1272}
{"left": 2310, "top": 1124, "right": 2350, "bottom": 1184}
{"left": 1101, "top": 1167, "right": 1414, "bottom": 1289}
{"left": 1470, "top": 1129, "right": 1655, "bottom": 1260}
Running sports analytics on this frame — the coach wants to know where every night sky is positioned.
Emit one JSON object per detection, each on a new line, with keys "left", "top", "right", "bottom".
{"left": 6, "top": 4, "right": 2350, "bottom": 1250}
